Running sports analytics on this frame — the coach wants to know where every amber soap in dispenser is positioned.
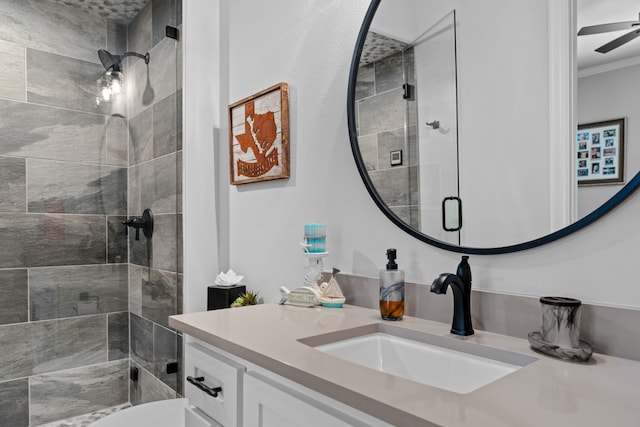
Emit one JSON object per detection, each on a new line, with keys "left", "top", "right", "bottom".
{"left": 379, "top": 249, "right": 405, "bottom": 320}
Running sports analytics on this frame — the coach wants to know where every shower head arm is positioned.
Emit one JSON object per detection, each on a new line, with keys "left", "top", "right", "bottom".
{"left": 120, "top": 51, "right": 150, "bottom": 65}
{"left": 98, "top": 49, "right": 150, "bottom": 72}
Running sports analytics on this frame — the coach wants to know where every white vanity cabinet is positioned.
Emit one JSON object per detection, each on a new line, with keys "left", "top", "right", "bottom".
{"left": 186, "top": 337, "right": 391, "bottom": 427}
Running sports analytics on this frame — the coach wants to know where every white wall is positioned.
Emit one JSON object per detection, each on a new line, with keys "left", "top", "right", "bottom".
{"left": 185, "top": 0, "right": 640, "bottom": 311}
{"left": 182, "top": 0, "right": 221, "bottom": 314}
{"left": 577, "top": 63, "right": 640, "bottom": 218}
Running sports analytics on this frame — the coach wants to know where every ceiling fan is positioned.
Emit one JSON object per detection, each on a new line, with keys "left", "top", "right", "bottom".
{"left": 578, "top": 13, "right": 640, "bottom": 53}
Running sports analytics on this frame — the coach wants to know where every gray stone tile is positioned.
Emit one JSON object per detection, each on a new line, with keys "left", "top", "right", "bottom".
{"left": 358, "top": 134, "right": 378, "bottom": 171}
{"left": 177, "top": 213, "right": 183, "bottom": 274}
{"left": 408, "top": 165, "right": 419, "bottom": 206}
{"left": 0, "top": 156, "right": 26, "bottom": 213}
{"left": 358, "top": 88, "right": 405, "bottom": 136}
{"left": 106, "top": 115, "right": 128, "bottom": 166}
{"left": 0, "top": 99, "right": 106, "bottom": 164}
{"left": 142, "top": 268, "right": 178, "bottom": 328}
{"left": 0, "top": 378, "right": 29, "bottom": 427}
{"left": 377, "top": 128, "right": 405, "bottom": 169}
{"left": 0, "top": 0, "right": 105, "bottom": 63}
{"left": 177, "top": 273, "right": 183, "bottom": 315}
{"left": 0, "top": 39, "right": 26, "bottom": 102}
{"left": 129, "top": 164, "right": 142, "bottom": 215}
{"left": 27, "top": 159, "right": 127, "bottom": 215}
{"left": 177, "top": 150, "right": 183, "bottom": 213}
{"left": 369, "top": 167, "right": 410, "bottom": 207}
{"left": 389, "top": 205, "right": 410, "bottom": 226}
{"left": 30, "top": 360, "right": 128, "bottom": 426}
{"left": 151, "top": 213, "right": 178, "bottom": 272}
{"left": 177, "top": 26, "right": 183, "bottom": 92}
{"left": 153, "top": 92, "right": 179, "bottom": 158}
{"left": 0, "top": 214, "right": 107, "bottom": 268}
{"left": 108, "top": 312, "right": 129, "bottom": 360}
{"left": 0, "top": 315, "right": 107, "bottom": 382}
{"left": 30, "top": 264, "right": 128, "bottom": 321}
{"left": 152, "top": 0, "right": 178, "bottom": 47}
{"left": 129, "top": 107, "right": 153, "bottom": 165}
{"left": 141, "top": 152, "right": 177, "bottom": 214}
{"left": 355, "top": 62, "right": 374, "bottom": 101}
{"left": 407, "top": 124, "right": 418, "bottom": 166}
{"left": 127, "top": 37, "right": 177, "bottom": 118}
{"left": 107, "top": 215, "right": 128, "bottom": 264}
{"left": 27, "top": 49, "right": 110, "bottom": 115}
{"left": 0, "top": 269, "right": 28, "bottom": 325}
{"left": 107, "top": 21, "right": 127, "bottom": 55}
{"left": 153, "top": 324, "right": 178, "bottom": 391}
{"left": 375, "top": 51, "right": 404, "bottom": 93}
{"left": 404, "top": 47, "right": 415, "bottom": 85}
{"left": 129, "top": 264, "right": 144, "bottom": 317}
{"left": 129, "top": 226, "right": 150, "bottom": 267}
{"left": 130, "top": 313, "right": 154, "bottom": 372}
{"left": 130, "top": 361, "right": 177, "bottom": 406}
{"left": 128, "top": 1, "right": 152, "bottom": 56}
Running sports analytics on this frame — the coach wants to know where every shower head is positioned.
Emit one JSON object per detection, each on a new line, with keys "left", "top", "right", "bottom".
{"left": 97, "top": 49, "right": 150, "bottom": 72}
{"left": 98, "top": 49, "right": 121, "bottom": 71}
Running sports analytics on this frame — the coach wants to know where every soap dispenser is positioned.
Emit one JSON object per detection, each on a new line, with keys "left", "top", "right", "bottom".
{"left": 379, "top": 249, "right": 405, "bottom": 320}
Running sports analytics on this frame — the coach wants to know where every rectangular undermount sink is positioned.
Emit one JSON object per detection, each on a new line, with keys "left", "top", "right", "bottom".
{"left": 299, "top": 323, "right": 537, "bottom": 394}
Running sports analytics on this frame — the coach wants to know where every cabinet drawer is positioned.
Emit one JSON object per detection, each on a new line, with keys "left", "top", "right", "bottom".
{"left": 185, "top": 342, "right": 245, "bottom": 427}
{"left": 185, "top": 405, "right": 223, "bottom": 427}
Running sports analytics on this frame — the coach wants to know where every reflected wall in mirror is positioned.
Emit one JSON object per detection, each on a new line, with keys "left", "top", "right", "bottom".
{"left": 576, "top": 0, "right": 640, "bottom": 219}
{"left": 348, "top": 0, "right": 640, "bottom": 254}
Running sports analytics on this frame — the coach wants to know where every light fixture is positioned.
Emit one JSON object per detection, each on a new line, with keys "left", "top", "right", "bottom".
{"left": 96, "top": 49, "right": 150, "bottom": 106}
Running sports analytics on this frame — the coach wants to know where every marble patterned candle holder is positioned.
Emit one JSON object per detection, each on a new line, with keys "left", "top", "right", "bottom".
{"left": 528, "top": 296, "right": 593, "bottom": 362}
{"left": 540, "top": 296, "right": 582, "bottom": 348}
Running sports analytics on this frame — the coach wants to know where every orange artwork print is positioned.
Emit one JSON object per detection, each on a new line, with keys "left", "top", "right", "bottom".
{"left": 228, "top": 83, "right": 290, "bottom": 185}
{"left": 234, "top": 102, "right": 280, "bottom": 178}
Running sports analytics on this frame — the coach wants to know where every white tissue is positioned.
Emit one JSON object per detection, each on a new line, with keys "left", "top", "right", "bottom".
{"left": 214, "top": 269, "right": 244, "bottom": 287}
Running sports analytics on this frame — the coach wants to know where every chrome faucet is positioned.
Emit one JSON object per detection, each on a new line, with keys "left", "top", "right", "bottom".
{"left": 431, "top": 256, "right": 474, "bottom": 336}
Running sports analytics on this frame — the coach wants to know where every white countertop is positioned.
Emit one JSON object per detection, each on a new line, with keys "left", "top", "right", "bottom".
{"left": 169, "top": 304, "right": 640, "bottom": 426}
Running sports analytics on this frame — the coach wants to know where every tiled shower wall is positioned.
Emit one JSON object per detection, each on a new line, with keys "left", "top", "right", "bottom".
{"left": 125, "top": 0, "right": 183, "bottom": 406}
{"left": 355, "top": 47, "right": 420, "bottom": 230}
{"left": 0, "top": 0, "right": 182, "bottom": 425}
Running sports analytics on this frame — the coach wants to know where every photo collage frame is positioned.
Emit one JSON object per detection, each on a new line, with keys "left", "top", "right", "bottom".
{"left": 576, "top": 118, "right": 625, "bottom": 186}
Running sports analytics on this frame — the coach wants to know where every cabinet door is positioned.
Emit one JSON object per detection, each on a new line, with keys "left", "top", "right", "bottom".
{"left": 244, "top": 372, "right": 392, "bottom": 427}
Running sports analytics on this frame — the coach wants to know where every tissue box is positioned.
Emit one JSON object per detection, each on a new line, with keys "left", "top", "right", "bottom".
{"left": 207, "top": 285, "right": 246, "bottom": 310}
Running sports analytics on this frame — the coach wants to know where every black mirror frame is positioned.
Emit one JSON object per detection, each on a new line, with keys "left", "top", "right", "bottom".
{"left": 347, "top": 0, "right": 640, "bottom": 255}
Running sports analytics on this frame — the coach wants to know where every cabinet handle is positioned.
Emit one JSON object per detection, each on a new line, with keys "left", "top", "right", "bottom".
{"left": 187, "top": 376, "right": 223, "bottom": 398}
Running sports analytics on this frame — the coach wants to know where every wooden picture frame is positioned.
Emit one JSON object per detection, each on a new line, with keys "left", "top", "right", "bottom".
{"left": 576, "top": 118, "right": 625, "bottom": 186}
{"left": 228, "top": 82, "right": 290, "bottom": 185}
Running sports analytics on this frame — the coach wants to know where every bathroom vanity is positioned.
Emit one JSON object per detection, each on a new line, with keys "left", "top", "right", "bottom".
{"left": 169, "top": 304, "right": 640, "bottom": 426}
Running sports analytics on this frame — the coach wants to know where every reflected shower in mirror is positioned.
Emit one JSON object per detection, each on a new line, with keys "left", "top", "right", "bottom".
{"left": 348, "top": 0, "right": 640, "bottom": 254}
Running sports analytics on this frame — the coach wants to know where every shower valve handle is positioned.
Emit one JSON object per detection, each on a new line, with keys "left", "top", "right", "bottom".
{"left": 122, "top": 209, "right": 154, "bottom": 241}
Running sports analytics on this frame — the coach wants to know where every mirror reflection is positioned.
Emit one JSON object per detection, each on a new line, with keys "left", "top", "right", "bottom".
{"left": 352, "top": 0, "right": 639, "bottom": 249}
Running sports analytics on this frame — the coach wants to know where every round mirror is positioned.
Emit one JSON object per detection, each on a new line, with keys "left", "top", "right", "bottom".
{"left": 348, "top": 0, "right": 640, "bottom": 254}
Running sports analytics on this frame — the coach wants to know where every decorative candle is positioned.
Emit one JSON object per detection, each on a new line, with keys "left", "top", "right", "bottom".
{"left": 304, "top": 223, "right": 326, "bottom": 253}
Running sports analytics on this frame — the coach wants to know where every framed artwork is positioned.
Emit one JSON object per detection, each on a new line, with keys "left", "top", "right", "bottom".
{"left": 576, "top": 118, "right": 625, "bottom": 186}
{"left": 228, "top": 82, "right": 290, "bottom": 185}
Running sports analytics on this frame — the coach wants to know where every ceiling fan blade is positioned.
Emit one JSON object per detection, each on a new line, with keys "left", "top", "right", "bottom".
{"left": 595, "top": 29, "right": 640, "bottom": 53}
{"left": 578, "top": 21, "right": 639, "bottom": 36}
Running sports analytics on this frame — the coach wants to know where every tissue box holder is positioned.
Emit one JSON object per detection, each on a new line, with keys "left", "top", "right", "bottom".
{"left": 207, "top": 285, "right": 246, "bottom": 310}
